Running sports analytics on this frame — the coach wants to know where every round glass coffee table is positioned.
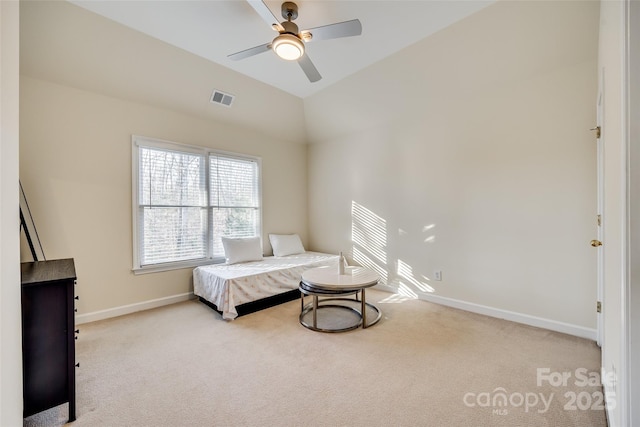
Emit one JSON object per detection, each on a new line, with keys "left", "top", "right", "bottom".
{"left": 299, "top": 266, "right": 382, "bottom": 332}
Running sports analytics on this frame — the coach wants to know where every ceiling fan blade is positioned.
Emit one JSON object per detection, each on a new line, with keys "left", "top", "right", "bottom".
{"left": 246, "top": 0, "right": 284, "bottom": 32}
{"left": 228, "top": 43, "right": 272, "bottom": 61}
{"left": 297, "top": 53, "right": 321, "bottom": 83}
{"left": 300, "top": 19, "right": 362, "bottom": 42}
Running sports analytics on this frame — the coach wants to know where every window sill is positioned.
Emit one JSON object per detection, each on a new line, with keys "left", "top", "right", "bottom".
{"left": 133, "top": 258, "right": 225, "bottom": 275}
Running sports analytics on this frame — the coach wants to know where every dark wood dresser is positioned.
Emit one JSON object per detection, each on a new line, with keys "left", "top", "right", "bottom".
{"left": 21, "top": 258, "right": 77, "bottom": 422}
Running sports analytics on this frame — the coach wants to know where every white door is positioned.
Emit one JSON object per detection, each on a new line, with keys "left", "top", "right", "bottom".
{"left": 594, "top": 71, "right": 604, "bottom": 347}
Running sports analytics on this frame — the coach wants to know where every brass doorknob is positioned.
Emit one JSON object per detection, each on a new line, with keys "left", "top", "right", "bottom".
{"left": 590, "top": 240, "right": 603, "bottom": 247}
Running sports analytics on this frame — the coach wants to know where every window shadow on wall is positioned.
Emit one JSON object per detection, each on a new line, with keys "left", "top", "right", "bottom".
{"left": 351, "top": 201, "right": 435, "bottom": 304}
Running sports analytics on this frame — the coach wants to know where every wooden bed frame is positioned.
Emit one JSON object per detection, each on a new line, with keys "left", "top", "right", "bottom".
{"left": 198, "top": 288, "right": 301, "bottom": 318}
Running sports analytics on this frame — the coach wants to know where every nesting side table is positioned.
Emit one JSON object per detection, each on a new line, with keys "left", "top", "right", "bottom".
{"left": 299, "top": 266, "right": 381, "bottom": 332}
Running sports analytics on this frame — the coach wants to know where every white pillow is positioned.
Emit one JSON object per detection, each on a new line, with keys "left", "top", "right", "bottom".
{"left": 269, "top": 234, "right": 305, "bottom": 257}
{"left": 221, "top": 236, "right": 263, "bottom": 265}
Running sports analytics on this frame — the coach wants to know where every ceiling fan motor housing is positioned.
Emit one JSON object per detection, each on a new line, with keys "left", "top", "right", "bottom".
{"left": 280, "top": 20, "right": 299, "bottom": 35}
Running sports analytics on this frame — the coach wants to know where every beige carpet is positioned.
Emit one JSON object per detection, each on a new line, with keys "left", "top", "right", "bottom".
{"left": 25, "top": 290, "right": 607, "bottom": 427}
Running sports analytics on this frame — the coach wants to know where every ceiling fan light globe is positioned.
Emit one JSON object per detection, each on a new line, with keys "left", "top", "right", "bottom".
{"left": 276, "top": 44, "right": 302, "bottom": 60}
{"left": 272, "top": 34, "right": 304, "bottom": 61}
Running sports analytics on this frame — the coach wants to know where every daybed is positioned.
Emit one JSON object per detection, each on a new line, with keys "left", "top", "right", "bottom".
{"left": 193, "top": 234, "right": 339, "bottom": 320}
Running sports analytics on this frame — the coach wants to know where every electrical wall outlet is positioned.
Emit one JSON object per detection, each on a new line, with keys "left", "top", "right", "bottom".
{"left": 434, "top": 270, "right": 442, "bottom": 281}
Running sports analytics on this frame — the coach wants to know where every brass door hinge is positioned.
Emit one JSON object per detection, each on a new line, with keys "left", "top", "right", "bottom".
{"left": 591, "top": 126, "right": 601, "bottom": 139}
{"left": 597, "top": 301, "right": 602, "bottom": 313}
{"left": 597, "top": 214, "right": 602, "bottom": 226}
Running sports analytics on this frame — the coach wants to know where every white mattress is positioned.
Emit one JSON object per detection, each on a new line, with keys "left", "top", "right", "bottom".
{"left": 193, "top": 251, "right": 339, "bottom": 320}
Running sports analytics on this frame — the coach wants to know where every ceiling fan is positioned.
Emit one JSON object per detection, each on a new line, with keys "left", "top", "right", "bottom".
{"left": 228, "top": 1, "right": 362, "bottom": 83}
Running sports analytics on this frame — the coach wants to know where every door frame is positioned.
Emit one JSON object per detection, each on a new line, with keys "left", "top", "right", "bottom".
{"left": 596, "top": 70, "right": 604, "bottom": 347}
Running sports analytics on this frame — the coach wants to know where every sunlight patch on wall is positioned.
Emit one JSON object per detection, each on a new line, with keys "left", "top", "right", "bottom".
{"left": 352, "top": 201, "right": 388, "bottom": 284}
{"left": 351, "top": 201, "right": 387, "bottom": 264}
{"left": 353, "top": 246, "right": 388, "bottom": 284}
{"left": 397, "top": 259, "right": 434, "bottom": 293}
{"left": 397, "top": 282, "right": 419, "bottom": 299}
{"left": 423, "top": 223, "right": 436, "bottom": 243}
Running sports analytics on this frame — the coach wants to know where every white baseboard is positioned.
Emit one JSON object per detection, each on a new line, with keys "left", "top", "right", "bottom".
{"left": 375, "top": 284, "right": 597, "bottom": 340}
{"left": 75, "top": 292, "right": 195, "bottom": 325}
{"left": 77, "top": 287, "right": 597, "bottom": 341}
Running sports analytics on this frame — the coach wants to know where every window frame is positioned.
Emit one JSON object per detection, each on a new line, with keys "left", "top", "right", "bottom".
{"left": 131, "top": 135, "right": 262, "bottom": 274}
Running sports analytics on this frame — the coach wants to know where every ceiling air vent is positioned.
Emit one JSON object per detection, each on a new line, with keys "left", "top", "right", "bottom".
{"left": 210, "top": 90, "right": 234, "bottom": 107}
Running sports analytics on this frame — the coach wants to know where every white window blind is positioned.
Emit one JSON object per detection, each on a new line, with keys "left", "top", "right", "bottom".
{"left": 210, "top": 155, "right": 260, "bottom": 258}
{"left": 132, "top": 136, "right": 261, "bottom": 273}
{"left": 138, "top": 147, "right": 207, "bottom": 266}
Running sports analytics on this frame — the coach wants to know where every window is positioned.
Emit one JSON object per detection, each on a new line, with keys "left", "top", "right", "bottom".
{"left": 132, "top": 136, "right": 261, "bottom": 273}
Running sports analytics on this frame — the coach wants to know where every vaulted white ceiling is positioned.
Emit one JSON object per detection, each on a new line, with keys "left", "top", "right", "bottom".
{"left": 70, "top": 0, "right": 495, "bottom": 98}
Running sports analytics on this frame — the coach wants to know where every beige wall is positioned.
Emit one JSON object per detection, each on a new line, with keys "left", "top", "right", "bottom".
{"left": 19, "top": 1, "right": 307, "bottom": 146}
{"left": 18, "top": 0, "right": 604, "bottom": 336}
{"left": 19, "top": 76, "right": 309, "bottom": 317}
{"left": 18, "top": 1, "right": 310, "bottom": 319}
{"left": 305, "top": 1, "right": 599, "bottom": 331}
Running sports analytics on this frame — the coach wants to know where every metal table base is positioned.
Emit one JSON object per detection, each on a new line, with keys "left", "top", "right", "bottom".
{"left": 299, "top": 285, "right": 382, "bottom": 333}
